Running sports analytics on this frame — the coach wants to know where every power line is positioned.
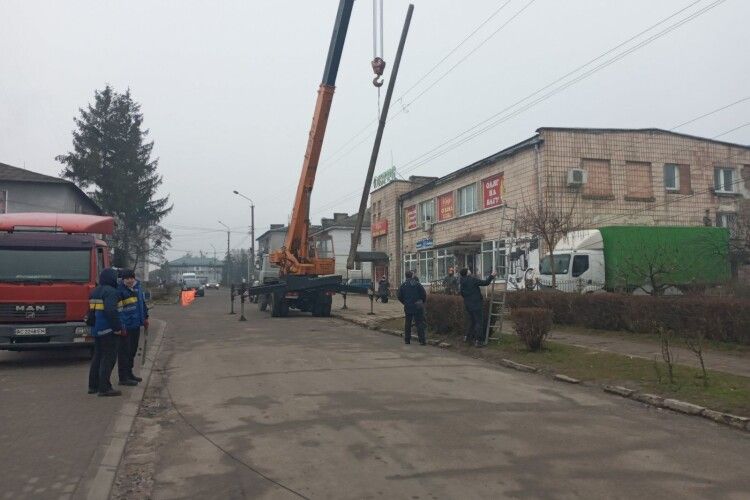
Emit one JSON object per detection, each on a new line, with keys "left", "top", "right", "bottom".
{"left": 310, "top": 0, "right": 729, "bottom": 216}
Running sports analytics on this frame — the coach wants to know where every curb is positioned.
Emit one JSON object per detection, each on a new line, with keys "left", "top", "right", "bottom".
{"left": 77, "top": 319, "right": 167, "bottom": 499}
{"left": 333, "top": 313, "right": 750, "bottom": 434}
{"left": 602, "top": 385, "right": 750, "bottom": 433}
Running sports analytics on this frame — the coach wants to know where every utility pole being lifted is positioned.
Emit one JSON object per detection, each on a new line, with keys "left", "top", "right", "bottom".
{"left": 347, "top": 4, "right": 414, "bottom": 271}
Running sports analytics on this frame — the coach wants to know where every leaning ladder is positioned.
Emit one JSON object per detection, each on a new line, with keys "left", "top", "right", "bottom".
{"left": 484, "top": 204, "right": 517, "bottom": 345}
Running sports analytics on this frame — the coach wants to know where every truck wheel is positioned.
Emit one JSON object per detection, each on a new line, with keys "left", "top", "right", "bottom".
{"left": 259, "top": 294, "right": 268, "bottom": 312}
{"left": 271, "top": 292, "right": 289, "bottom": 317}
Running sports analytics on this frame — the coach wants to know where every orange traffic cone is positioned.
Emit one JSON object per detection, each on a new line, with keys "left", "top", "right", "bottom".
{"left": 180, "top": 289, "right": 196, "bottom": 307}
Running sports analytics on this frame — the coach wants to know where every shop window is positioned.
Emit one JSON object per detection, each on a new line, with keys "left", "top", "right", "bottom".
{"left": 625, "top": 161, "right": 653, "bottom": 200}
{"left": 481, "top": 240, "right": 505, "bottom": 278}
{"left": 436, "top": 249, "right": 455, "bottom": 279}
{"left": 714, "top": 167, "right": 735, "bottom": 193}
{"left": 571, "top": 255, "right": 589, "bottom": 277}
{"left": 663, "top": 164, "right": 680, "bottom": 191}
{"left": 457, "top": 183, "right": 478, "bottom": 216}
{"left": 419, "top": 199, "right": 435, "bottom": 225}
{"left": 418, "top": 251, "right": 434, "bottom": 283}
{"left": 403, "top": 252, "right": 417, "bottom": 279}
{"left": 581, "top": 159, "right": 612, "bottom": 198}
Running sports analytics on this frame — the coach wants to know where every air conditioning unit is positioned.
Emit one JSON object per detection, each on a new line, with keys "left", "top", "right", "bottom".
{"left": 567, "top": 168, "right": 587, "bottom": 187}
{"left": 423, "top": 219, "right": 433, "bottom": 232}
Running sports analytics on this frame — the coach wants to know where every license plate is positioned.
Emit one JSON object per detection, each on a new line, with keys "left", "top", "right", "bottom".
{"left": 15, "top": 327, "right": 47, "bottom": 336}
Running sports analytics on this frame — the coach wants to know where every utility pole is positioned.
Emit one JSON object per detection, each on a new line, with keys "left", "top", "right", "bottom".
{"left": 218, "top": 220, "right": 231, "bottom": 285}
{"left": 210, "top": 243, "right": 218, "bottom": 283}
{"left": 233, "top": 190, "right": 256, "bottom": 283}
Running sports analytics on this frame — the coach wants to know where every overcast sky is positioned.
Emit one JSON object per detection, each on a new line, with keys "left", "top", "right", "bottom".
{"left": 2, "top": 0, "right": 749, "bottom": 259}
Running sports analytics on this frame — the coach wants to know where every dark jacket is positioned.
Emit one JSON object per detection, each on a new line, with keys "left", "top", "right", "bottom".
{"left": 397, "top": 278, "right": 427, "bottom": 313}
{"left": 118, "top": 279, "right": 148, "bottom": 330}
{"left": 89, "top": 268, "right": 123, "bottom": 337}
{"left": 459, "top": 274, "right": 494, "bottom": 311}
{"left": 442, "top": 274, "right": 458, "bottom": 294}
{"left": 377, "top": 278, "right": 390, "bottom": 296}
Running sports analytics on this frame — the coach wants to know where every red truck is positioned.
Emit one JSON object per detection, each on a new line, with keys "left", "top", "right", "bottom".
{"left": 0, "top": 213, "right": 115, "bottom": 353}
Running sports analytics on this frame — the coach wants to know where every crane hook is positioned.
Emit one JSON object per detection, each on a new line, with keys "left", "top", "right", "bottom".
{"left": 371, "top": 57, "right": 386, "bottom": 88}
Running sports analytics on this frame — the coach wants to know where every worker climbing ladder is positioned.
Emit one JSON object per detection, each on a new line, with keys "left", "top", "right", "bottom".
{"left": 484, "top": 204, "right": 517, "bottom": 345}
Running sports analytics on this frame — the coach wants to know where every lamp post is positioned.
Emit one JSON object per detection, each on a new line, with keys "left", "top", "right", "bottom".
{"left": 218, "top": 220, "right": 230, "bottom": 285}
{"left": 209, "top": 243, "right": 218, "bottom": 283}
{"left": 232, "top": 190, "right": 255, "bottom": 283}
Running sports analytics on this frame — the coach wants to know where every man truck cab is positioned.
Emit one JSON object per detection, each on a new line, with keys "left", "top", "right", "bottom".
{"left": 0, "top": 213, "right": 114, "bottom": 352}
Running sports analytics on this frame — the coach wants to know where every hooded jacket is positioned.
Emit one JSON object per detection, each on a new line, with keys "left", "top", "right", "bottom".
{"left": 89, "top": 268, "right": 123, "bottom": 337}
{"left": 118, "top": 279, "right": 148, "bottom": 330}
{"left": 397, "top": 278, "right": 427, "bottom": 313}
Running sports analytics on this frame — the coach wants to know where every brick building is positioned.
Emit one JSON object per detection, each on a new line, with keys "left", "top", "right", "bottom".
{"left": 370, "top": 128, "right": 750, "bottom": 285}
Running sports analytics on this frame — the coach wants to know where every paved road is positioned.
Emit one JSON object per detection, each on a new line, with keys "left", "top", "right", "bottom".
{"left": 118, "top": 290, "right": 750, "bottom": 499}
{"left": 0, "top": 332, "right": 146, "bottom": 499}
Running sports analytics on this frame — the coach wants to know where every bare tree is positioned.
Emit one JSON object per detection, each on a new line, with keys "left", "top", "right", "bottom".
{"left": 682, "top": 328, "right": 708, "bottom": 386}
{"left": 616, "top": 239, "right": 683, "bottom": 296}
{"left": 517, "top": 193, "right": 587, "bottom": 288}
{"left": 657, "top": 325, "right": 676, "bottom": 384}
{"left": 128, "top": 225, "right": 172, "bottom": 272}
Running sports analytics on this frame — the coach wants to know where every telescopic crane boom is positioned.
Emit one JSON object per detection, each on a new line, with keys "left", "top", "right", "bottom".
{"left": 270, "top": 0, "right": 355, "bottom": 277}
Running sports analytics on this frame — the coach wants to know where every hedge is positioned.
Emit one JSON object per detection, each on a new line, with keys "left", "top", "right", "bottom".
{"left": 507, "top": 291, "right": 750, "bottom": 344}
{"left": 424, "top": 291, "right": 750, "bottom": 344}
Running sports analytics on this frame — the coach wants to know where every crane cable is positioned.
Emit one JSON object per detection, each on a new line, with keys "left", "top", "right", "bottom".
{"left": 372, "top": 0, "right": 385, "bottom": 118}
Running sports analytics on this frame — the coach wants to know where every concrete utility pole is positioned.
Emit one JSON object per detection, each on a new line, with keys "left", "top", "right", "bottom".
{"left": 218, "top": 220, "right": 230, "bottom": 284}
{"left": 233, "top": 190, "right": 255, "bottom": 282}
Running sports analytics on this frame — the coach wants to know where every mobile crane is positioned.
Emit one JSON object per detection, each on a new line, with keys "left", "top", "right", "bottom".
{"left": 252, "top": 0, "right": 358, "bottom": 318}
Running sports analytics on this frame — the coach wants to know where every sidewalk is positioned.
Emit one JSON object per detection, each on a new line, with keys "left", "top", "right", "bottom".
{"left": 332, "top": 294, "right": 750, "bottom": 378}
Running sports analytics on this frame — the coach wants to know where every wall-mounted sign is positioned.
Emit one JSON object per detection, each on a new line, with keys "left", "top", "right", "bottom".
{"left": 416, "top": 238, "right": 434, "bottom": 250}
{"left": 372, "top": 167, "right": 397, "bottom": 189}
{"left": 437, "top": 192, "right": 454, "bottom": 221}
{"left": 482, "top": 174, "right": 503, "bottom": 209}
{"left": 372, "top": 219, "right": 388, "bottom": 237}
{"left": 405, "top": 205, "right": 418, "bottom": 231}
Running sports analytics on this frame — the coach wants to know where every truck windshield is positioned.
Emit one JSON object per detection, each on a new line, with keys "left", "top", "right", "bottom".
{"left": 0, "top": 248, "right": 91, "bottom": 282}
{"left": 539, "top": 254, "right": 571, "bottom": 275}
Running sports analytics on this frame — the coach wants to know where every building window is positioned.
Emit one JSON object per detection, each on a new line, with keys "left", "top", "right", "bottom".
{"left": 403, "top": 252, "right": 417, "bottom": 278}
{"left": 418, "top": 251, "right": 434, "bottom": 283}
{"left": 436, "top": 249, "right": 455, "bottom": 279}
{"left": 714, "top": 167, "right": 735, "bottom": 193}
{"left": 581, "top": 159, "right": 613, "bottom": 198}
{"left": 419, "top": 199, "right": 435, "bottom": 225}
{"left": 717, "top": 213, "right": 737, "bottom": 234}
{"left": 457, "top": 183, "right": 478, "bottom": 216}
{"left": 663, "top": 164, "right": 680, "bottom": 191}
{"left": 0, "top": 190, "right": 7, "bottom": 214}
{"left": 625, "top": 161, "right": 653, "bottom": 200}
{"left": 481, "top": 240, "right": 505, "bottom": 278}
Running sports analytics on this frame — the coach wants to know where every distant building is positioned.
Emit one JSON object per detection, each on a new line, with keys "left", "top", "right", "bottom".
{"left": 310, "top": 210, "right": 372, "bottom": 279}
{"left": 160, "top": 255, "right": 223, "bottom": 284}
{"left": 256, "top": 224, "right": 290, "bottom": 258}
{"left": 0, "top": 162, "right": 101, "bottom": 215}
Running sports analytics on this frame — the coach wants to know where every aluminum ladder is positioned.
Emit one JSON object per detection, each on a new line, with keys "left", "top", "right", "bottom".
{"left": 484, "top": 204, "right": 517, "bottom": 345}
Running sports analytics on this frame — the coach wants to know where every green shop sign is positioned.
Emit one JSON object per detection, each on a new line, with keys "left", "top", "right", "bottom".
{"left": 372, "top": 167, "right": 397, "bottom": 189}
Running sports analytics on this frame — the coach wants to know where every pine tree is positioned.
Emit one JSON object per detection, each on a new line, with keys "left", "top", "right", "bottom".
{"left": 56, "top": 86, "right": 172, "bottom": 268}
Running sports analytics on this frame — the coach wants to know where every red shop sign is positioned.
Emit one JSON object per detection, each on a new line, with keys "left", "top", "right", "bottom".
{"left": 482, "top": 174, "right": 503, "bottom": 209}
{"left": 404, "top": 205, "right": 418, "bottom": 231}
{"left": 438, "top": 192, "right": 454, "bottom": 221}
{"left": 372, "top": 219, "right": 388, "bottom": 237}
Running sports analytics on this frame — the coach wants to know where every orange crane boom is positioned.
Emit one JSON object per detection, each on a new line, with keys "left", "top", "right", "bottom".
{"left": 270, "top": 0, "right": 355, "bottom": 277}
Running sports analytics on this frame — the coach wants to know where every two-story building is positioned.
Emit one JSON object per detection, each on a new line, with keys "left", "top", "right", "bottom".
{"left": 310, "top": 211, "right": 372, "bottom": 279}
{"left": 371, "top": 127, "right": 750, "bottom": 285}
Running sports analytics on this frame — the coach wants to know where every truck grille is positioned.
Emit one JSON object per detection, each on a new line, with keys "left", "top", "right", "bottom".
{"left": 0, "top": 303, "right": 67, "bottom": 322}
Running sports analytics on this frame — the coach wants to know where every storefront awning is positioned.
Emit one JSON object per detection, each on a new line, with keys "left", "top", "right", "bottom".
{"left": 431, "top": 239, "right": 482, "bottom": 252}
{"left": 354, "top": 251, "right": 389, "bottom": 262}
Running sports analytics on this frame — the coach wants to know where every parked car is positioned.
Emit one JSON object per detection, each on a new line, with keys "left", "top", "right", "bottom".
{"left": 205, "top": 282, "right": 220, "bottom": 289}
{"left": 182, "top": 278, "right": 205, "bottom": 297}
{"left": 345, "top": 278, "right": 372, "bottom": 292}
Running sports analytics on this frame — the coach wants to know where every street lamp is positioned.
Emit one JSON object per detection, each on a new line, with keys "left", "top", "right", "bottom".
{"left": 218, "top": 220, "right": 230, "bottom": 285}
{"left": 233, "top": 190, "right": 255, "bottom": 283}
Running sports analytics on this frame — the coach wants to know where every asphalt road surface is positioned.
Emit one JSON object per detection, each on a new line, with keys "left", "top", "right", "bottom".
{"left": 115, "top": 291, "right": 750, "bottom": 499}
{"left": 0, "top": 342, "right": 138, "bottom": 499}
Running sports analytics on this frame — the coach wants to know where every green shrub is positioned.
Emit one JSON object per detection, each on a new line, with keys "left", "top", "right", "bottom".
{"left": 511, "top": 307, "right": 553, "bottom": 351}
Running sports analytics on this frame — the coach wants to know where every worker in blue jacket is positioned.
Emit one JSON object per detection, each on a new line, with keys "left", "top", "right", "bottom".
{"left": 88, "top": 268, "right": 125, "bottom": 397}
{"left": 117, "top": 269, "right": 148, "bottom": 385}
